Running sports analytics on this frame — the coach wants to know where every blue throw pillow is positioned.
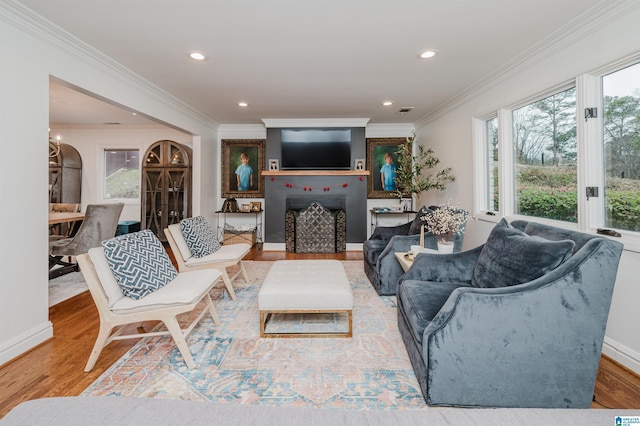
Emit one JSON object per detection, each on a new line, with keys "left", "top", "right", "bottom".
{"left": 102, "top": 229, "right": 177, "bottom": 300}
{"left": 180, "top": 216, "right": 221, "bottom": 258}
{"left": 471, "top": 219, "right": 575, "bottom": 288}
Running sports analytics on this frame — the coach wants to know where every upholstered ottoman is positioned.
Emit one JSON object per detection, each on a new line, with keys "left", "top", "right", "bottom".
{"left": 258, "top": 260, "right": 353, "bottom": 338}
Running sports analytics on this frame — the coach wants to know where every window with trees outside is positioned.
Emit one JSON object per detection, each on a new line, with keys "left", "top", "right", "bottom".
{"left": 603, "top": 62, "right": 640, "bottom": 233}
{"left": 474, "top": 58, "right": 640, "bottom": 248}
{"left": 104, "top": 149, "right": 140, "bottom": 199}
{"left": 513, "top": 87, "right": 577, "bottom": 222}
{"left": 485, "top": 116, "right": 499, "bottom": 212}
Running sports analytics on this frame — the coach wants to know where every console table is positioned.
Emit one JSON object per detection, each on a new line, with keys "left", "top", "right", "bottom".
{"left": 215, "top": 210, "right": 263, "bottom": 246}
{"left": 370, "top": 209, "right": 416, "bottom": 233}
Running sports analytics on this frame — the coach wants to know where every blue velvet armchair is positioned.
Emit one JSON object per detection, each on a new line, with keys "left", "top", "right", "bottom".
{"left": 363, "top": 206, "right": 465, "bottom": 296}
{"left": 396, "top": 219, "right": 624, "bottom": 407}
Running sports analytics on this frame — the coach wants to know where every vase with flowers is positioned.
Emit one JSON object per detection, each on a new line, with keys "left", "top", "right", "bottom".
{"left": 421, "top": 200, "right": 468, "bottom": 253}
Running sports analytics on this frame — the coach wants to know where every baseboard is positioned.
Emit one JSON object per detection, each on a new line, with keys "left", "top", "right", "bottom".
{"left": 0, "top": 321, "right": 53, "bottom": 367}
{"left": 261, "top": 243, "right": 364, "bottom": 251}
{"left": 602, "top": 336, "right": 640, "bottom": 375}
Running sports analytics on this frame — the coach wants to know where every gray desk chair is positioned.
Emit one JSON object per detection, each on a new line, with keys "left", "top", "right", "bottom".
{"left": 49, "top": 203, "right": 124, "bottom": 279}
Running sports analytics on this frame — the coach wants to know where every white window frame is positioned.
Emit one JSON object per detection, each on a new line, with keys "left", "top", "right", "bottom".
{"left": 98, "top": 145, "right": 142, "bottom": 204}
{"left": 473, "top": 56, "right": 640, "bottom": 253}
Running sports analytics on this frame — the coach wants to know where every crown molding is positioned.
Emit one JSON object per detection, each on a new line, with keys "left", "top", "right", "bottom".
{"left": 365, "top": 123, "right": 414, "bottom": 138}
{"left": 414, "top": 0, "right": 639, "bottom": 127}
{"left": 1, "top": 0, "right": 218, "bottom": 130}
{"left": 262, "top": 118, "right": 370, "bottom": 128}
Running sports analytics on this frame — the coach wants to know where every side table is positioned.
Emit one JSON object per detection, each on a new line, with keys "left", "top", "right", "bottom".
{"left": 394, "top": 249, "right": 440, "bottom": 272}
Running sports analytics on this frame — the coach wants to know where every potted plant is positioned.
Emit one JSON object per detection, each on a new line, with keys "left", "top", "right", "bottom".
{"left": 422, "top": 200, "right": 468, "bottom": 253}
{"left": 394, "top": 132, "right": 455, "bottom": 209}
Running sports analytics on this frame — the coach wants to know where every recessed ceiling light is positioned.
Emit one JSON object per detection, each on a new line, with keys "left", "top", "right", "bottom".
{"left": 188, "top": 51, "right": 207, "bottom": 61}
{"left": 418, "top": 49, "right": 438, "bottom": 59}
{"left": 382, "top": 101, "right": 393, "bottom": 106}
{"left": 238, "top": 102, "right": 248, "bottom": 107}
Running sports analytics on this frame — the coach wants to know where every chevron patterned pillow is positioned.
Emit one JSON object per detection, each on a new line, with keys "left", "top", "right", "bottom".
{"left": 180, "top": 216, "right": 221, "bottom": 258}
{"left": 102, "top": 229, "right": 178, "bottom": 300}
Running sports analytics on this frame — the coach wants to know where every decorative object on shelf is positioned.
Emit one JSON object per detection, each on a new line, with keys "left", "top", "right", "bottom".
{"left": 221, "top": 139, "right": 265, "bottom": 198}
{"left": 141, "top": 140, "right": 192, "bottom": 241}
{"left": 221, "top": 198, "right": 239, "bottom": 212}
{"left": 249, "top": 201, "right": 261, "bottom": 212}
{"left": 393, "top": 132, "right": 455, "bottom": 208}
{"left": 240, "top": 203, "right": 250, "bottom": 212}
{"left": 421, "top": 200, "right": 468, "bottom": 252}
{"left": 354, "top": 158, "right": 365, "bottom": 170}
{"left": 366, "top": 137, "right": 404, "bottom": 199}
{"left": 401, "top": 198, "right": 412, "bottom": 212}
{"left": 268, "top": 159, "right": 279, "bottom": 171}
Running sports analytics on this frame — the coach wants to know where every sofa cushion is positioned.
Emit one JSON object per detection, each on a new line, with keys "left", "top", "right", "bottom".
{"left": 408, "top": 206, "right": 433, "bottom": 235}
{"left": 398, "top": 280, "right": 470, "bottom": 344}
{"left": 180, "top": 216, "right": 221, "bottom": 258}
{"left": 88, "top": 247, "right": 125, "bottom": 308}
{"left": 102, "top": 230, "right": 178, "bottom": 300}
{"left": 110, "top": 269, "right": 219, "bottom": 314}
{"left": 184, "top": 243, "right": 250, "bottom": 265}
{"left": 471, "top": 219, "right": 575, "bottom": 288}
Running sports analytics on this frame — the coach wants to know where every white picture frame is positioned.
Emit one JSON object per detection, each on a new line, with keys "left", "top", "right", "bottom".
{"left": 354, "top": 158, "right": 365, "bottom": 170}
{"left": 268, "top": 159, "right": 279, "bottom": 171}
{"left": 401, "top": 198, "right": 413, "bottom": 212}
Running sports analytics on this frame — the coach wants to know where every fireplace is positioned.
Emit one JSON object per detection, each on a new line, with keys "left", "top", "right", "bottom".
{"left": 285, "top": 199, "right": 346, "bottom": 253}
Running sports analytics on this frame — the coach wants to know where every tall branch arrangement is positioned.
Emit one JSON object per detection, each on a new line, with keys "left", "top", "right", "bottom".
{"left": 394, "top": 133, "right": 456, "bottom": 207}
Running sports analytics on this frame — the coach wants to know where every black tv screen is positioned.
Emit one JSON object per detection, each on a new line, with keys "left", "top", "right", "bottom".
{"left": 281, "top": 128, "right": 351, "bottom": 170}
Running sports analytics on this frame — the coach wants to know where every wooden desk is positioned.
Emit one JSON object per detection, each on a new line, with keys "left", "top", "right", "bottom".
{"left": 49, "top": 211, "right": 85, "bottom": 225}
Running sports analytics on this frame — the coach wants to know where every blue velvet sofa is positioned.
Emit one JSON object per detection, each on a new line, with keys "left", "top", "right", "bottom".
{"left": 363, "top": 206, "right": 465, "bottom": 296}
{"left": 396, "top": 218, "right": 624, "bottom": 407}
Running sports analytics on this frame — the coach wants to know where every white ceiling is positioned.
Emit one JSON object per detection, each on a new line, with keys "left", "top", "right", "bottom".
{"left": 24, "top": 0, "right": 607, "bottom": 127}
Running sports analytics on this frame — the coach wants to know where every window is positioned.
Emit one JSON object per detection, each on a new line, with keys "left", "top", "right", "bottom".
{"left": 474, "top": 57, "right": 640, "bottom": 249}
{"left": 485, "top": 117, "right": 499, "bottom": 212}
{"left": 603, "top": 62, "right": 640, "bottom": 232}
{"left": 512, "top": 87, "right": 577, "bottom": 222}
{"left": 104, "top": 149, "right": 140, "bottom": 199}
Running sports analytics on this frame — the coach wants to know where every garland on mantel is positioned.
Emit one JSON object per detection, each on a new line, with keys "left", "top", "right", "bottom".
{"left": 267, "top": 175, "right": 365, "bottom": 192}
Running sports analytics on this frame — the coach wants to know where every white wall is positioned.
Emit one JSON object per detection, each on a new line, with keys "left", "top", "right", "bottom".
{"left": 415, "top": 4, "right": 640, "bottom": 373}
{"left": 0, "top": 4, "right": 218, "bottom": 365}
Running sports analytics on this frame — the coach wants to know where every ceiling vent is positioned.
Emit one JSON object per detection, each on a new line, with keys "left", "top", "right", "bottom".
{"left": 398, "top": 107, "right": 414, "bottom": 114}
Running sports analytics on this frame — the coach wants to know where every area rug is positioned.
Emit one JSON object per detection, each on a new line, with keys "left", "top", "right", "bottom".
{"left": 82, "top": 261, "right": 426, "bottom": 410}
{"left": 49, "top": 271, "right": 88, "bottom": 306}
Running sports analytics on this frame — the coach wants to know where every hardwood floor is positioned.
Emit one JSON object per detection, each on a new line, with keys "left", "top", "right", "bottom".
{"left": 1, "top": 248, "right": 638, "bottom": 417}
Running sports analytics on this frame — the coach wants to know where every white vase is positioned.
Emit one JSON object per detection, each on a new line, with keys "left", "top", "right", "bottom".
{"left": 437, "top": 241, "right": 454, "bottom": 254}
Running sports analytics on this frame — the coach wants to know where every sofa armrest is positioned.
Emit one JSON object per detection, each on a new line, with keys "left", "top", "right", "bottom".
{"left": 369, "top": 221, "right": 412, "bottom": 240}
{"left": 401, "top": 245, "right": 483, "bottom": 283}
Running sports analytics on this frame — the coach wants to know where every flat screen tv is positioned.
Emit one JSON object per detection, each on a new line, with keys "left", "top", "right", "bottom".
{"left": 281, "top": 128, "right": 351, "bottom": 170}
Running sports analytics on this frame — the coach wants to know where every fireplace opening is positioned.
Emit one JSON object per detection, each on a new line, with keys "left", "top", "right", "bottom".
{"left": 285, "top": 198, "right": 346, "bottom": 253}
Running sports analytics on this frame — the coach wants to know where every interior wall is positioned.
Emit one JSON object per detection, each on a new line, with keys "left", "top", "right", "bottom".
{"left": 0, "top": 5, "right": 218, "bottom": 366}
{"left": 415, "top": 5, "right": 640, "bottom": 373}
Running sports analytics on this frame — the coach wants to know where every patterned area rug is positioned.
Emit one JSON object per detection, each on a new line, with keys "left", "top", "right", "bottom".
{"left": 49, "top": 271, "right": 88, "bottom": 306}
{"left": 82, "top": 261, "right": 426, "bottom": 410}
